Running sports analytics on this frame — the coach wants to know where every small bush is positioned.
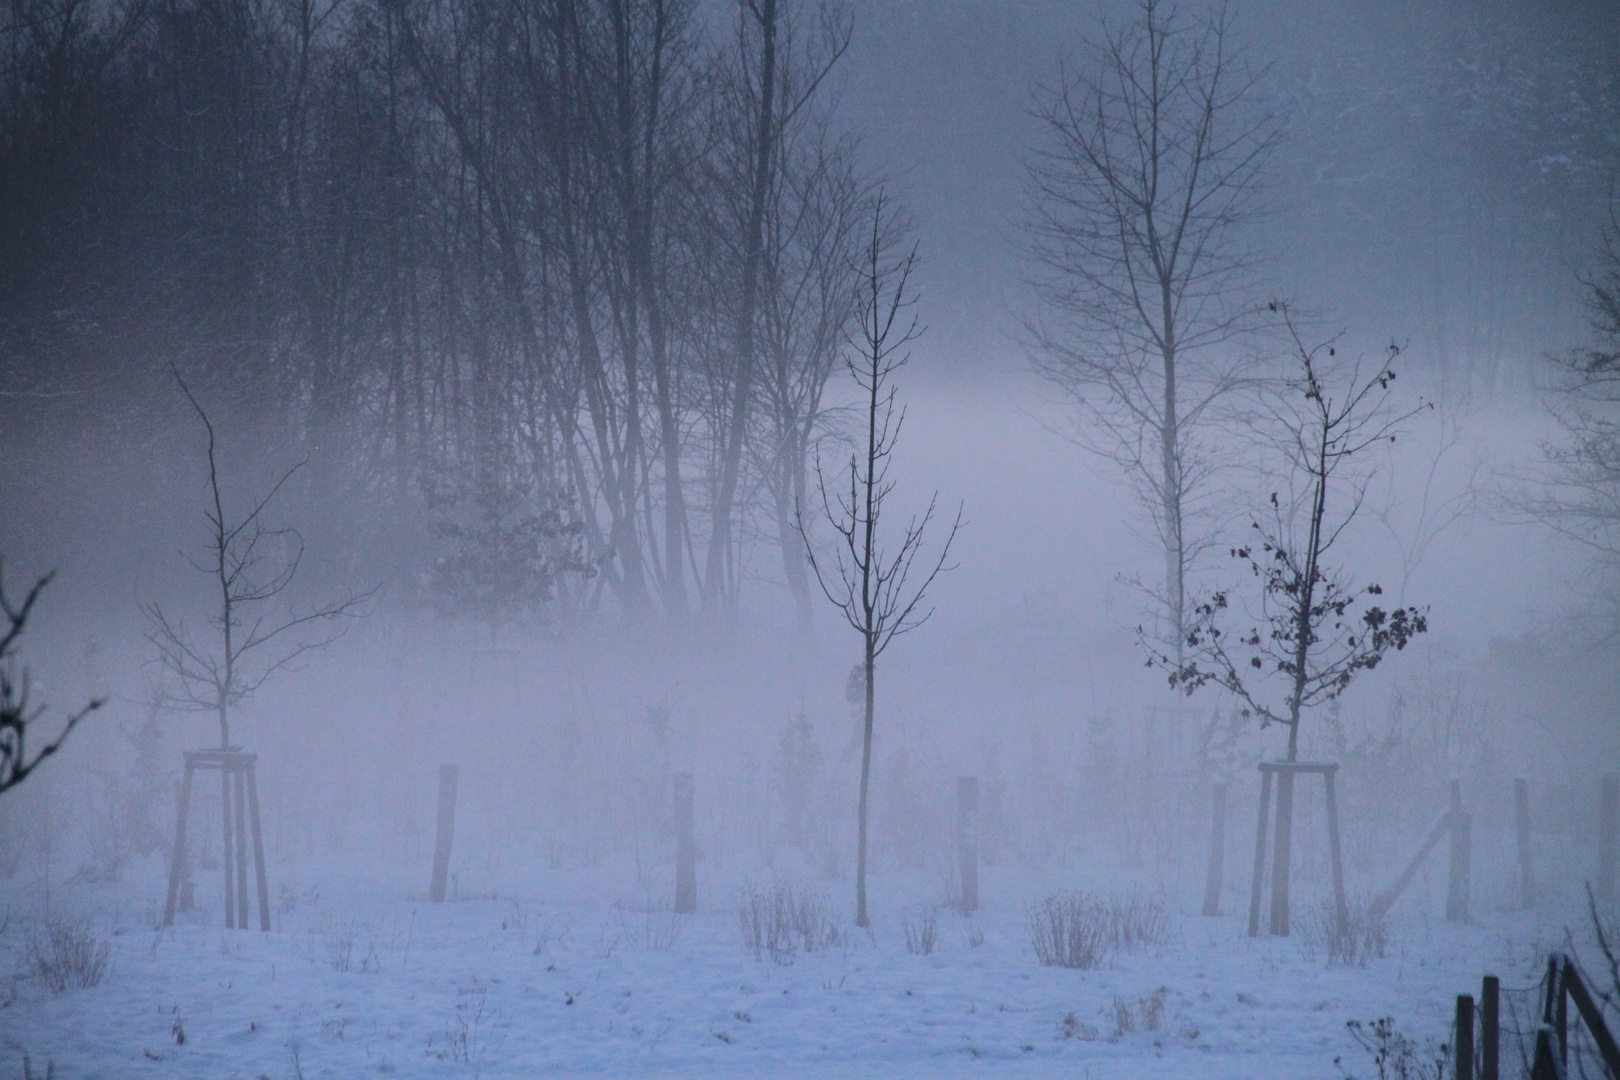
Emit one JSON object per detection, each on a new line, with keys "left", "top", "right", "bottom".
{"left": 1027, "top": 890, "right": 1167, "bottom": 969}
{"left": 1028, "top": 894, "right": 1108, "bottom": 969}
{"left": 1109, "top": 988, "right": 1166, "bottom": 1039}
{"left": 901, "top": 908, "right": 938, "bottom": 955}
{"left": 612, "top": 905, "right": 686, "bottom": 952}
{"left": 325, "top": 920, "right": 379, "bottom": 973}
{"left": 1297, "top": 895, "right": 1389, "bottom": 968}
{"left": 737, "top": 882, "right": 841, "bottom": 963}
{"left": 1336, "top": 1017, "right": 1449, "bottom": 1080}
{"left": 26, "top": 917, "right": 110, "bottom": 993}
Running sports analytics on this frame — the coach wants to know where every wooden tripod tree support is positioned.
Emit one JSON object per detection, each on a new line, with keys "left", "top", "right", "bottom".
{"left": 163, "top": 749, "right": 270, "bottom": 931}
{"left": 1371, "top": 779, "right": 1470, "bottom": 922}
{"left": 1247, "top": 761, "right": 1346, "bottom": 938}
{"left": 957, "top": 776, "right": 979, "bottom": 915}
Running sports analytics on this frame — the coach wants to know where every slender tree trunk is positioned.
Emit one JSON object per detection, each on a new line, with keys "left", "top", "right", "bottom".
{"left": 856, "top": 632, "right": 874, "bottom": 927}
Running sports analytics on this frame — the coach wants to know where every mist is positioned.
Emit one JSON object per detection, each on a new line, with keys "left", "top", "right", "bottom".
{"left": 2, "top": 1, "right": 1618, "bottom": 1076}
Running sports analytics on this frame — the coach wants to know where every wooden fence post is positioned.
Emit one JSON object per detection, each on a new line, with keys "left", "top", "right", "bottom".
{"left": 1600, "top": 775, "right": 1617, "bottom": 901}
{"left": 1203, "top": 783, "right": 1226, "bottom": 917}
{"left": 1447, "top": 780, "right": 1471, "bottom": 922}
{"left": 430, "top": 764, "right": 458, "bottom": 903}
{"left": 957, "top": 776, "right": 979, "bottom": 915}
{"left": 674, "top": 772, "right": 696, "bottom": 914}
{"left": 1481, "top": 975, "right": 1499, "bottom": 1080}
{"left": 1456, "top": 994, "right": 1475, "bottom": 1080}
{"left": 1515, "top": 779, "right": 1534, "bottom": 911}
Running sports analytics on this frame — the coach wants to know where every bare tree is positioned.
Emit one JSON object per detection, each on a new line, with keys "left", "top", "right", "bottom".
{"left": 144, "top": 373, "right": 372, "bottom": 748}
{"left": 1515, "top": 202, "right": 1620, "bottom": 623}
{"left": 0, "top": 564, "right": 102, "bottom": 795}
{"left": 1147, "top": 306, "right": 1429, "bottom": 931}
{"left": 700, "top": 0, "right": 851, "bottom": 620}
{"left": 1023, "top": 0, "right": 1280, "bottom": 666}
{"left": 802, "top": 193, "right": 961, "bottom": 928}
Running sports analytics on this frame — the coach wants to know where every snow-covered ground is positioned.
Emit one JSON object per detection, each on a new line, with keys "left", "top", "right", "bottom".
{"left": 0, "top": 849, "right": 1584, "bottom": 1079}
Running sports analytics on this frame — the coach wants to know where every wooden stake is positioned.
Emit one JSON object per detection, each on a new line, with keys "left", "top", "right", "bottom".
{"left": 162, "top": 760, "right": 196, "bottom": 928}
{"left": 1447, "top": 780, "right": 1471, "bottom": 922}
{"left": 246, "top": 761, "right": 270, "bottom": 931}
{"left": 674, "top": 772, "right": 696, "bottom": 914}
{"left": 1482, "top": 975, "right": 1499, "bottom": 1080}
{"left": 1202, "top": 783, "right": 1226, "bottom": 917}
{"left": 430, "top": 764, "right": 458, "bottom": 903}
{"left": 1456, "top": 994, "right": 1475, "bottom": 1080}
{"left": 1248, "top": 767, "right": 1273, "bottom": 938}
{"left": 1372, "top": 807, "right": 1453, "bottom": 916}
{"left": 221, "top": 768, "right": 236, "bottom": 929}
{"left": 233, "top": 763, "right": 250, "bottom": 929}
{"left": 1515, "top": 779, "right": 1534, "bottom": 911}
{"left": 957, "top": 776, "right": 979, "bottom": 915}
{"left": 1269, "top": 768, "right": 1296, "bottom": 936}
{"left": 1325, "top": 766, "right": 1348, "bottom": 939}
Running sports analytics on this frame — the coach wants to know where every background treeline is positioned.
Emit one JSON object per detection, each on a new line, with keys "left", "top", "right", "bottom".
{"left": 0, "top": 0, "right": 872, "bottom": 629}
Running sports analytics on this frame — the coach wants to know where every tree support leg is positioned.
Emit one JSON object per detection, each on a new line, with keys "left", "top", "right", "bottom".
{"left": 162, "top": 761, "right": 196, "bottom": 928}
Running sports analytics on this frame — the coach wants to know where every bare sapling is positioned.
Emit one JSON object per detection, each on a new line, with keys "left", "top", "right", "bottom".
{"left": 144, "top": 371, "right": 373, "bottom": 748}
{"left": 802, "top": 192, "right": 962, "bottom": 929}
{"left": 1024, "top": 0, "right": 1281, "bottom": 670}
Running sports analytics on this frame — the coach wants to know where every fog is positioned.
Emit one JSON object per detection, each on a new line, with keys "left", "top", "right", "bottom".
{"left": 2, "top": 0, "right": 1618, "bottom": 1075}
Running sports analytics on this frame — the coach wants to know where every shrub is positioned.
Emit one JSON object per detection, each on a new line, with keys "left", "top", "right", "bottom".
{"left": 737, "top": 882, "right": 841, "bottom": 963}
{"left": 26, "top": 917, "right": 110, "bottom": 993}
{"left": 1027, "top": 890, "right": 1168, "bottom": 969}
{"left": 901, "top": 908, "right": 938, "bottom": 955}
{"left": 1336, "top": 1018, "right": 1449, "bottom": 1080}
{"left": 612, "top": 904, "right": 686, "bottom": 952}
{"left": 1296, "top": 895, "right": 1389, "bottom": 967}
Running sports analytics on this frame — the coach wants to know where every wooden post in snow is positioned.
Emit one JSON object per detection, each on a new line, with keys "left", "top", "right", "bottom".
{"left": 1481, "top": 975, "right": 1500, "bottom": 1080}
{"left": 1515, "top": 778, "right": 1534, "bottom": 911}
{"left": 430, "top": 764, "right": 458, "bottom": 903}
{"left": 1202, "top": 783, "right": 1226, "bottom": 916}
{"left": 957, "top": 776, "right": 979, "bottom": 915}
{"left": 1248, "top": 767, "right": 1273, "bottom": 938}
{"left": 674, "top": 772, "right": 696, "bottom": 914}
{"left": 1446, "top": 779, "right": 1471, "bottom": 923}
{"left": 1456, "top": 994, "right": 1475, "bottom": 1080}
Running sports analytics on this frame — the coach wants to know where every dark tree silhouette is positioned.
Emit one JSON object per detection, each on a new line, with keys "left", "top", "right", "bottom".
{"left": 0, "top": 565, "right": 102, "bottom": 795}
{"left": 144, "top": 373, "right": 372, "bottom": 748}
{"left": 1024, "top": 0, "right": 1281, "bottom": 670}
{"left": 802, "top": 193, "right": 961, "bottom": 929}
{"left": 1519, "top": 202, "right": 1620, "bottom": 623}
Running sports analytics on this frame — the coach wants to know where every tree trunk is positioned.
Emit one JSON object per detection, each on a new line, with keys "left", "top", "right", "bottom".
{"left": 856, "top": 636, "right": 874, "bottom": 928}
